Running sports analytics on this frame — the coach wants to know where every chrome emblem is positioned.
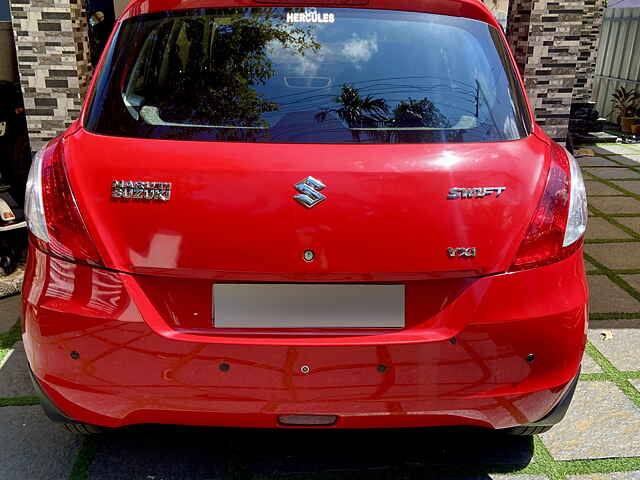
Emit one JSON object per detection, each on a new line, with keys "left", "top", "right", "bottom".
{"left": 294, "top": 176, "right": 326, "bottom": 208}
{"left": 447, "top": 187, "right": 506, "bottom": 199}
{"left": 111, "top": 180, "right": 172, "bottom": 201}
{"left": 447, "top": 247, "right": 476, "bottom": 257}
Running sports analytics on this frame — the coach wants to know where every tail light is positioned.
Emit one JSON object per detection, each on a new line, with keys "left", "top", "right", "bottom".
{"left": 510, "top": 143, "right": 587, "bottom": 271}
{"left": 25, "top": 140, "right": 103, "bottom": 266}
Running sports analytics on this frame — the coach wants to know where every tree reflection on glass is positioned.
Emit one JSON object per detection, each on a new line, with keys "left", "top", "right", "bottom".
{"left": 315, "top": 84, "right": 390, "bottom": 141}
{"left": 391, "top": 97, "right": 451, "bottom": 129}
{"left": 149, "top": 10, "right": 320, "bottom": 140}
{"left": 315, "top": 84, "right": 452, "bottom": 142}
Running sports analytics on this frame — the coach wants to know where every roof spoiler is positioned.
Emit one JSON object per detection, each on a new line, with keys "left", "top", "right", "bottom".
{"left": 252, "top": 0, "right": 368, "bottom": 4}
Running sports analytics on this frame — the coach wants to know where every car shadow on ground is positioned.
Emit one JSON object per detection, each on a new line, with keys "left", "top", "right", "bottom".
{"left": 88, "top": 424, "right": 534, "bottom": 479}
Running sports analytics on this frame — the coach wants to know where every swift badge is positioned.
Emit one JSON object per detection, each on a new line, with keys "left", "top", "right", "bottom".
{"left": 447, "top": 187, "right": 506, "bottom": 199}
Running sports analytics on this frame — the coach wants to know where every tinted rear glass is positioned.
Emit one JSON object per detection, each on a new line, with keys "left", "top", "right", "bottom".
{"left": 86, "top": 8, "right": 530, "bottom": 144}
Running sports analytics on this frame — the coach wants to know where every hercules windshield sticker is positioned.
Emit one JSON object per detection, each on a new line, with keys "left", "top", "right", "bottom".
{"left": 286, "top": 8, "right": 335, "bottom": 24}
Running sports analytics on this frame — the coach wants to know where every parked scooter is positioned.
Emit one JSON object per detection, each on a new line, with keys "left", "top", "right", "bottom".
{"left": 0, "top": 80, "right": 30, "bottom": 275}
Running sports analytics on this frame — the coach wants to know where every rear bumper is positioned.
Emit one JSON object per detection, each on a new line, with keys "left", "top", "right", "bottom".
{"left": 22, "top": 247, "right": 588, "bottom": 429}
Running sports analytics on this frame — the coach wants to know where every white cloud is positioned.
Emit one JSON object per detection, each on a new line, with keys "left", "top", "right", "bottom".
{"left": 268, "top": 39, "right": 327, "bottom": 75}
{"left": 341, "top": 34, "right": 378, "bottom": 63}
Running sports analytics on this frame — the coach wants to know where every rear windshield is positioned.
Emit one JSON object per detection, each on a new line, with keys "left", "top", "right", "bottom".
{"left": 85, "top": 8, "right": 530, "bottom": 144}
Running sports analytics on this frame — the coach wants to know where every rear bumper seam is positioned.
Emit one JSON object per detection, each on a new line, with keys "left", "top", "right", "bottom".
{"left": 28, "top": 364, "right": 79, "bottom": 424}
{"left": 524, "top": 367, "right": 580, "bottom": 427}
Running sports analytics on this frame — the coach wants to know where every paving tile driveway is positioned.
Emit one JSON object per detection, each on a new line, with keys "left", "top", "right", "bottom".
{"left": 0, "top": 142, "right": 639, "bottom": 479}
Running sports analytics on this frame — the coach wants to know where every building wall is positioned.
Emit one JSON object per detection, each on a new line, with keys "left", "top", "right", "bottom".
{"left": 113, "top": 0, "right": 127, "bottom": 16}
{"left": 0, "top": 22, "right": 18, "bottom": 81}
{"left": 573, "top": 0, "right": 605, "bottom": 102}
{"left": 524, "top": 0, "right": 585, "bottom": 143}
{"left": 507, "top": 0, "right": 605, "bottom": 143}
{"left": 484, "top": 0, "right": 510, "bottom": 28}
{"left": 592, "top": 8, "right": 640, "bottom": 122}
{"left": 507, "top": 0, "right": 533, "bottom": 73}
{"left": 9, "top": 0, "right": 92, "bottom": 152}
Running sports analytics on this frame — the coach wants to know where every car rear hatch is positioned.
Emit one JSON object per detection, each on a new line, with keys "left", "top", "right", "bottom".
{"left": 65, "top": 132, "right": 546, "bottom": 281}
{"left": 55, "top": 5, "right": 549, "bottom": 336}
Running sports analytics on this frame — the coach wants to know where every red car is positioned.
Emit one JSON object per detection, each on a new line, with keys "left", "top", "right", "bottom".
{"left": 22, "top": 0, "right": 588, "bottom": 435}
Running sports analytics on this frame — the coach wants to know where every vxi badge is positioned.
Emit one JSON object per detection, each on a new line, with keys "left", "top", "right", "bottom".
{"left": 447, "top": 247, "right": 476, "bottom": 258}
{"left": 447, "top": 187, "right": 506, "bottom": 199}
{"left": 111, "top": 180, "right": 172, "bottom": 201}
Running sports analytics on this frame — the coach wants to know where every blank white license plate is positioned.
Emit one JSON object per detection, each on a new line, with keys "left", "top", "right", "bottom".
{"left": 0, "top": 122, "right": 6, "bottom": 137}
{"left": 214, "top": 284, "right": 404, "bottom": 329}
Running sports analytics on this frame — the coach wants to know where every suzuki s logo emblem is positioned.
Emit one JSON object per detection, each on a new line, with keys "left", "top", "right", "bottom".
{"left": 294, "top": 176, "right": 326, "bottom": 208}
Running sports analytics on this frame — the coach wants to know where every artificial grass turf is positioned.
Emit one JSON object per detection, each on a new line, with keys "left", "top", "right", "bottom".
{"left": 584, "top": 252, "right": 640, "bottom": 304}
{"left": 587, "top": 204, "right": 640, "bottom": 241}
{"left": 0, "top": 319, "right": 21, "bottom": 350}
{"left": 586, "top": 238, "right": 640, "bottom": 243}
{"left": 583, "top": 169, "right": 640, "bottom": 202}
{"left": 68, "top": 437, "right": 97, "bottom": 480}
{"left": 0, "top": 396, "right": 39, "bottom": 407}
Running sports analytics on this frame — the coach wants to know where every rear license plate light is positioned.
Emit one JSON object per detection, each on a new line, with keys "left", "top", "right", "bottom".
{"left": 278, "top": 415, "right": 337, "bottom": 426}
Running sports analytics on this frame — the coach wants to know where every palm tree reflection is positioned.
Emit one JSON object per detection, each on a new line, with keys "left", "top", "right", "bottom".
{"left": 315, "top": 84, "right": 452, "bottom": 142}
{"left": 392, "top": 97, "right": 451, "bottom": 129}
{"left": 315, "top": 84, "right": 390, "bottom": 141}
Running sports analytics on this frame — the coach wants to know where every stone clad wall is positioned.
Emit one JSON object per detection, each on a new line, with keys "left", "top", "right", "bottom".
{"left": 507, "top": 0, "right": 605, "bottom": 143}
{"left": 506, "top": 0, "right": 533, "bottom": 73}
{"left": 70, "top": 0, "right": 92, "bottom": 98}
{"left": 525, "top": 0, "right": 584, "bottom": 143}
{"left": 573, "top": 0, "right": 605, "bottom": 102}
{"left": 9, "top": 0, "right": 91, "bottom": 152}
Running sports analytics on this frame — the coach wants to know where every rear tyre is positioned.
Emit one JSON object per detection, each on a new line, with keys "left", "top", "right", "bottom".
{"left": 503, "top": 425, "right": 553, "bottom": 436}
{"left": 62, "top": 423, "right": 104, "bottom": 435}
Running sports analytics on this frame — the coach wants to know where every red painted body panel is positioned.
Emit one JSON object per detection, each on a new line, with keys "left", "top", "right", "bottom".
{"left": 22, "top": 246, "right": 587, "bottom": 429}
{"left": 63, "top": 129, "right": 550, "bottom": 280}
